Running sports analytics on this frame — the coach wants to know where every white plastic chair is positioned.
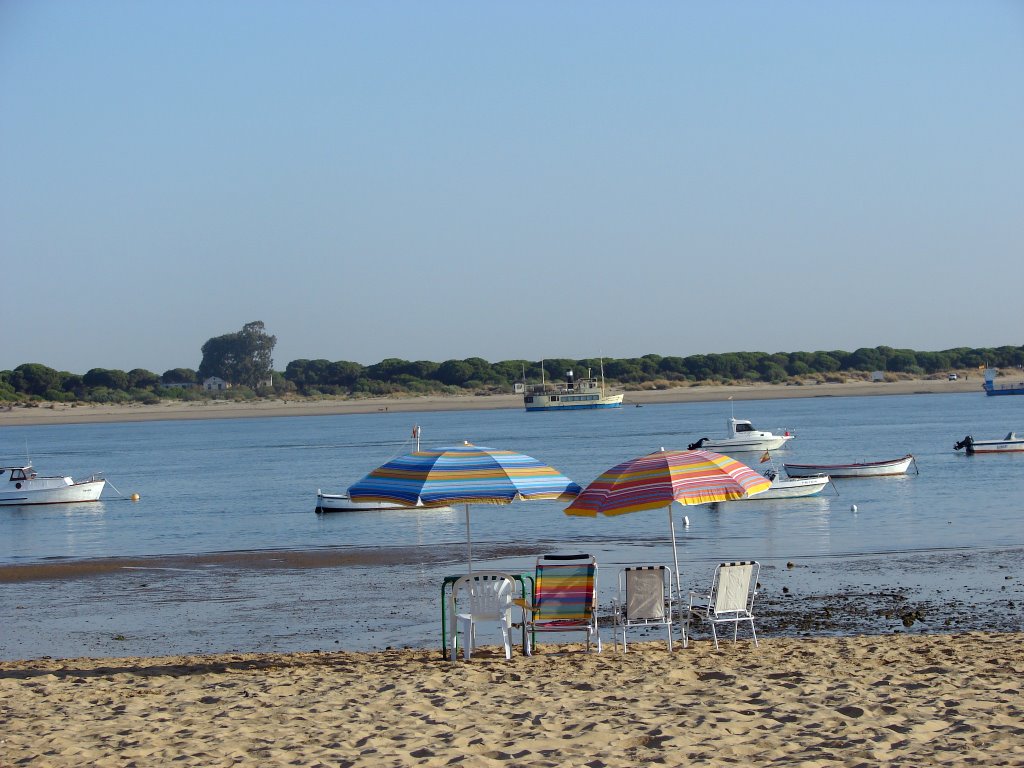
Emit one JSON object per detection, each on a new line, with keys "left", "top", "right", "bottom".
{"left": 613, "top": 565, "right": 674, "bottom": 652}
{"left": 685, "top": 561, "right": 760, "bottom": 650}
{"left": 448, "top": 571, "right": 516, "bottom": 662}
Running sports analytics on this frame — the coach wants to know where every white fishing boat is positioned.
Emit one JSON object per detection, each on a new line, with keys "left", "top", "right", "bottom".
{"left": 0, "top": 465, "right": 106, "bottom": 506}
{"left": 783, "top": 454, "right": 917, "bottom": 478}
{"left": 688, "top": 418, "right": 794, "bottom": 453}
{"left": 954, "top": 433, "right": 1024, "bottom": 455}
{"left": 521, "top": 363, "right": 623, "bottom": 412}
{"left": 315, "top": 426, "right": 453, "bottom": 513}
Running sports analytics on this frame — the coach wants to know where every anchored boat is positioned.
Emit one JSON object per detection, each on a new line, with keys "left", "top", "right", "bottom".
{"left": 521, "top": 363, "right": 623, "bottom": 412}
{"left": 0, "top": 465, "right": 106, "bottom": 506}
{"left": 954, "top": 433, "right": 1024, "bottom": 454}
{"left": 688, "top": 418, "right": 794, "bottom": 453}
{"left": 783, "top": 455, "right": 917, "bottom": 478}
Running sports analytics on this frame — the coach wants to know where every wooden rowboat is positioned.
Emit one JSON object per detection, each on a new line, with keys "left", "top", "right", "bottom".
{"left": 783, "top": 454, "right": 916, "bottom": 478}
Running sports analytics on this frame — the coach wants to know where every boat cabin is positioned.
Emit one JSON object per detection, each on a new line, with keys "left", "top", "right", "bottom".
{"left": 1, "top": 466, "right": 36, "bottom": 482}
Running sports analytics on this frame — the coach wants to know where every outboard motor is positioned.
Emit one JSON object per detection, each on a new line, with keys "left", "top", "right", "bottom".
{"left": 953, "top": 435, "right": 975, "bottom": 454}
{"left": 688, "top": 437, "right": 709, "bottom": 450}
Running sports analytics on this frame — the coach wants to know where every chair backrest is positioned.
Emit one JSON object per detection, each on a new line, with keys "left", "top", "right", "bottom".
{"left": 622, "top": 566, "right": 668, "bottom": 621}
{"left": 534, "top": 554, "right": 598, "bottom": 622}
{"left": 711, "top": 561, "right": 759, "bottom": 615}
{"left": 453, "top": 572, "right": 516, "bottom": 621}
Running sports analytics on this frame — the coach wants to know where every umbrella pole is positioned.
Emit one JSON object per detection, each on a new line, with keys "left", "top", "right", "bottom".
{"left": 667, "top": 504, "right": 684, "bottom": 646}
{"left": 464, "top": 503, "right": 473, "bottom": 575}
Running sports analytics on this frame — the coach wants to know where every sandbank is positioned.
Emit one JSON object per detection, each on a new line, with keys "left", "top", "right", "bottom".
{"left": 1, "top": 631, "right": 1021, "bottom": 766}
{"left": 0, "top": 376, "right": 982, "bottom": 427}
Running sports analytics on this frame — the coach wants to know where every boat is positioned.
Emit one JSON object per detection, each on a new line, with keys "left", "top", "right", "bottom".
{"left": 687, "top": 418, "right": 794, "bottom": 453}
{"left": 315, "top": 490, "right": 441, "bottom": 513}
{"left": 954, "top": 433, "right": 1024, "bottom": 455}
{"left": 0, "top": 465, "right": 106, "bottom": 506}
{"left": 983, "top": 368, "right": 1024, "bottom": 396}
{"left": 315, "top": 426, "right": 453, "bottom": 513}
{"left": 747, "top": 467, "right": 833, "bottom": 499}
{"left": 521, "top": 363, "right": 623, "bottom": 412}
{"left": 783, "top": 454, "right": 917, "bottom": 478}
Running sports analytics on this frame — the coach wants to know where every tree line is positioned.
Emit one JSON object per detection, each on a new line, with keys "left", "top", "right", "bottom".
{"left": 2, "top": 344, "right": 1022, "bottom": 405}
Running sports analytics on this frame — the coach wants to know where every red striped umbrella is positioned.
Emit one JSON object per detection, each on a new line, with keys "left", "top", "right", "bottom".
{"left": 564, "top": 449, "right": 770, "bottom": 615}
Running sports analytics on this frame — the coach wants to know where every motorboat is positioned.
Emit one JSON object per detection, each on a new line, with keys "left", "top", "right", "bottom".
{"left": 0, "top": 465, "right": 106, "bottom": 506}
{"left": 688, "top": 418, "right": 794, "bottom": 453}
{"left": 783, "top": 454, "right": 917, "bottom": 478}
{"left": 748, "top": 468, "right": 833, "bottom": 499}
{"left": 521, "top": 361, "right": 623, "bottom": 412}
{"left": 954, "top": 433, "right": 1024, "bottom": 455}
{"left": 315, "top": 426, "right": 452, "bottom": 513}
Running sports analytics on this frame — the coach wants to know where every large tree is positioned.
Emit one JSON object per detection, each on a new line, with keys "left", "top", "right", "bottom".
{"left": 198, "top": 321, "right": 277, "bottom": 389}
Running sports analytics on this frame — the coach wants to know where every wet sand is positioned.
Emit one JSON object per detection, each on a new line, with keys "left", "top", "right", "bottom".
{"left": 0, "top": 376, "right": 981, "bottom": 427}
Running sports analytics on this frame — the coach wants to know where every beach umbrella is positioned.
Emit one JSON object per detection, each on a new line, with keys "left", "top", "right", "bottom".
{"left": 564, "top": 448, "right": 771, "bottom": 606}
{"left": 348, "top": 442, "right": 581, "bottom": 573}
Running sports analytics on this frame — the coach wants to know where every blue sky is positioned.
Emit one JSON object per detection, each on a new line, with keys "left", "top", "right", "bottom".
{"left": 2, "top": 1, "right": 1021, "bottom": 374}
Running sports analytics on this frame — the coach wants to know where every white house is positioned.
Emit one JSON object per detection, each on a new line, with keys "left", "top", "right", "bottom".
{"left": 203, "top": 376, "right": 230, "bottom": 391}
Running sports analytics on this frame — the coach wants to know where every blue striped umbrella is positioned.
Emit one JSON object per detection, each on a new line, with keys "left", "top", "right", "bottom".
{"left": 348, "top": 442, "right": 581, "bottom": 572}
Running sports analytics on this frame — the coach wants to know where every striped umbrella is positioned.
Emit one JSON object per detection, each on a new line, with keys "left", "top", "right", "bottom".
{"left": 564, "top": 449, "right": 770, "bottom": 610}
{"left": 348, "top": 441, "right": 581, "bottom": 573}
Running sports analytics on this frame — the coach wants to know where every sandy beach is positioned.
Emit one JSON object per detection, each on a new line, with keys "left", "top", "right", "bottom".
{"left": 2, "top": 632, "right": 1021, "bottom": 766}
{"left": 0, "top": 376, "right": 981, "bottom": 427}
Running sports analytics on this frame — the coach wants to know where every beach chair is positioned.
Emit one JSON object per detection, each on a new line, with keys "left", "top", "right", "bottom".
{"left": 448, "top": 571, "right": 517, "bottom": 662}
{"left": 522, "top": 554, "right": 602, "bottom": 655}
{"left": 612, "top": 565, "right": 674, "bottom": 652}
{"left": 685, "top": 561, "right": 760, "bottom": 650}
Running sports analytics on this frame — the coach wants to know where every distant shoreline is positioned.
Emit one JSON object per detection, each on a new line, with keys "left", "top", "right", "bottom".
{"left": 0, "top": 376, "right": 982, "bottom": 427}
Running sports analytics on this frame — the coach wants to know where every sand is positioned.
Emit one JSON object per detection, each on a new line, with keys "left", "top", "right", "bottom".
{"left": 0, "top": 375, "right": 982, "bottom": 427}
{"left": 1, "top": 632, "right": 1021, "bottom": 766}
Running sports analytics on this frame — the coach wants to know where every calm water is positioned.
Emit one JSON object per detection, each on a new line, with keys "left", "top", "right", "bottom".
{"left": 2, "top": 392, "right": 1023, "bottom": 658}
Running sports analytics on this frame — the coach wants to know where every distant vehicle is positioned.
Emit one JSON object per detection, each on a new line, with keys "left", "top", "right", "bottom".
{"left": 948, "top": 373, "right": 958, "bottom": 380}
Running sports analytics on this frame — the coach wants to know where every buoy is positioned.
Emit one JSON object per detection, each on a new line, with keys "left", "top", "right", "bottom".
{"left": 851, "top": 504, "right": 857, "bottom": 513}
{"left": 683, "top": 515, "right": 690, "bottom": 527}
{"left": 130, "top": 493, "right": 140, "bottom": 502}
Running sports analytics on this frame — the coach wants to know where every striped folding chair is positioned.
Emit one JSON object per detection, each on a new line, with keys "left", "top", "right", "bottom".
{"left": 523, "top": 553, "right": 602, "bottom": 655}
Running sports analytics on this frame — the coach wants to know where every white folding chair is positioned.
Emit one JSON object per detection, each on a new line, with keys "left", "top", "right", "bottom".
{"left": 448, "top": 571, "right": 516, "bottom": 662}
{"left": 613, "top": 565, "right": 674, "bottom": 652}
{"left": 685, "top": 561, "right": 760, "bottom": 650}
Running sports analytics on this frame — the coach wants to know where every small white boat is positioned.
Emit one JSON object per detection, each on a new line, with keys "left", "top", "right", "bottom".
{"left": 688, "top": 418, "right": 794, "bottom": 453}
{"left": 0, "top": 465, "right": 106, "bottom": 506}
{"left": 316, "top": 426, "right": 452, "bottom": 513}
{"left": 521, "top": 362, "right": 623, "bottom": 412}
{"left": 316, "top": 490, "right": 445, "bottom": 513}
{"left": 783, "top": 454, "right": 917, "bottom": 478}
{"left": 750, "top": 468, "right": 833, "bottom": 499}
{"left": 954, "top": 433, "right": 1024, "bottom": 455}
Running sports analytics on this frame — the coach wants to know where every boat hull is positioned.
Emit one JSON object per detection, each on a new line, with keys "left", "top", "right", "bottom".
{"left": 695, "top": 435, "right": 794, "bottom": 453}
{"left": 751, "top": 475, "right": 831, "bottom": 499}
{"left": 955, "top": 435, "right": 1024, "bottom": 455}
{"left": 316, "top": 492, "right": 452, "bottom": 513}
{"left": 524, "top": 394, "right": 624, "bottom": 412}
{"left": 0, "top": 479, "right": 106, "bottom": 506}
{"left": 783, "top": 455, "right": 915, "bottom": 478}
